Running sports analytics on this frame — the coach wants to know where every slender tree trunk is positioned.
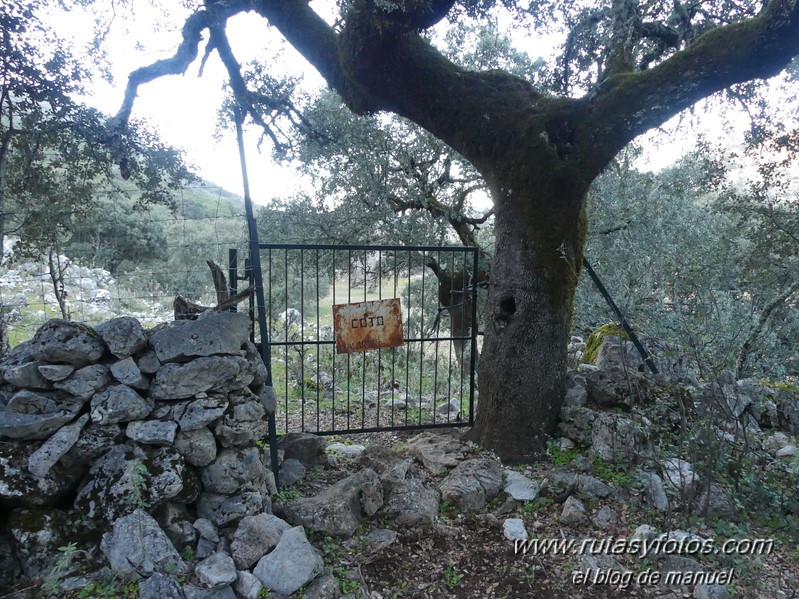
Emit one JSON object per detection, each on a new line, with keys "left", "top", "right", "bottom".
{"left": 735, "top": 281, "right": 799, "bottom": 379}
{"left": 467, "top": 182, "right": 587, "bottom": 462}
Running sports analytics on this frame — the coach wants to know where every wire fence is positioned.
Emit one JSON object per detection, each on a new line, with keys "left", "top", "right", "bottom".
{"left": 0, "top": 184, "right": 248, "bottom": 346}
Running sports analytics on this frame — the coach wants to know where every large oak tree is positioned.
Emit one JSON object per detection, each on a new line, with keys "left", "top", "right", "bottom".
{"left": 114, "top": 0, "right": 799, "bottom": 462}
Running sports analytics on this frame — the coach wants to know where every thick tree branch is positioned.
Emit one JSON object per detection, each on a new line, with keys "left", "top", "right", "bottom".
{"left": 111, "top": 1, "right": 249, "bottom": 129}
{"left": 584, "top": 0, "right": 799, "bottom": 172}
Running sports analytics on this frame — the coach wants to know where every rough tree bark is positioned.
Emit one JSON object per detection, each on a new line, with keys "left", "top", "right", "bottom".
{"left": 114, "top": 0, "right": 799, "bottom": 462}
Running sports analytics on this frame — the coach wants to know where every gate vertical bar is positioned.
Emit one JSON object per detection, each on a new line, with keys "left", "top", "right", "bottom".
{"left": 234, "top": 109, "right": 280, "bottom": 489}
{"left": 228, "top": 249, "right": 238, "bottom": 312}
{"left": 468, "top": 247, "right": 479, "bottom": 425}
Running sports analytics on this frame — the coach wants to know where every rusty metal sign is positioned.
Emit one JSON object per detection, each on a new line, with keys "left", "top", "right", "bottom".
{"left": 332, "top": 298, "right": 404, "bottom": 354}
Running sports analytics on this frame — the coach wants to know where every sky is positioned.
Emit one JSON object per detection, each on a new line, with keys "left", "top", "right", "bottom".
{"left": 53, "top": 2, "right": 791, "bottom": 206}
{"left": 58, "top": 7, "right": 316, "bottom": 204}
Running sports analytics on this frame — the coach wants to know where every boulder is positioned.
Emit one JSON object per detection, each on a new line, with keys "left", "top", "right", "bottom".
{"left": 404, "top": 431, "right": 467, "bottom": 474}
{"left": 282, "top": 469, "right": 383, "bottom": 537}
{"left": 27, "top": 414, "right": 89, "bottom": 477}
{"left": 1, "top": 443, "right": 83, "bottom": 506}
{"left": 94, "top": 317, "right": 147, "bottom": 358}
{"left": 100, "top": 508, "right": 188, "bottom": 579}
{"left": 109, "top": 356, "right": 149, "bottom": 391}
{"left": 234, "top": 571, "right": 263, "bottom": 599}
{"left": 231, "top": 514, "right": 293, "bottom": 569}
{"left": 29, "top": 320, "right": 107, "bottom": 367}
{"left": 591, "top": 412, "right": 652, "bottom": 462}
{"left": 174, "top": 427, "right": 218, "bottom": 467}
{"left": 150, "top": 357, "right": 253, "bottom": 401}
{"left": 90, "top": 384, "right": 153, "bottom": 424}
{"left": 213, "top": 390, "right": 268, "bottom": 447}
{"left": 149, "top": 312, "right": 250, "bottom": 363}
{"left": 278, "top": 432, "right": 326, "bottom": 468}
{"left": 439, "top": 458, "right": 503, "bottom": 512}
{"left": 252, "top": 527, "right": 324, "bottom": 596}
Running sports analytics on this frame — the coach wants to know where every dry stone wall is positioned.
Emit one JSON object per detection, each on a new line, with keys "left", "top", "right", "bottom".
{"left": 0, "top": 312, "right": 328, "bottom": 597}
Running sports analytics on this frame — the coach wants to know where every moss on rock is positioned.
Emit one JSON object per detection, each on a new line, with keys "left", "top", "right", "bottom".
{"left": 582, "top": 323, "right": 629, "bottom": 365}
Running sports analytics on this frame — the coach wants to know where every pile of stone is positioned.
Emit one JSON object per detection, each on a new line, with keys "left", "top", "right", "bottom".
{"left": 0, "top": 313, "right": 331, "bottom": 598}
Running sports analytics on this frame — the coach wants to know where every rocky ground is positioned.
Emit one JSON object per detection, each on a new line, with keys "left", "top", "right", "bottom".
{"left": 2, "top": 314, "right": 799, "bottom": 599}
{"left": 266, "top": 428, "right": 799, "bottom": 599}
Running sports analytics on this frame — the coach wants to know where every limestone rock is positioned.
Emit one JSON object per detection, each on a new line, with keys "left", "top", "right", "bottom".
{"left": 139, "top": 572, "right": 186, "bottom": 599}
{"left": 252, "top": 527, "right": 324, "bottom": 596}
{"left": 381, "top": 463, "right": 440, "bottom": 528}
{"left": 585, "top": 365, "right": 650, "bottom": 408}
{"left": 0, "top": 396, "right": 81, "bottom": 441}
{"left": 37, "top": 364, "right": 75, "bottom": 382}
{"left": 149, "top": 312, "right": 250, "bottom": 363}
{"left": 559, "top": 496, "right": 588, "bottom": 526}
{"left": 29, "top": 320, "right": 107, "bottom": 367}
{"left": 641, "top": 471, "right": 670, "bottom": 512}
{"left": 137, "top": 350, "right": 162, "bottom": 374}
{"left": 196, "top": 491, "right": 269, "bottom": 528}
{"left": 1, "top": 443, "right": 83, "bottom": 506}
{"left": 90, "top": 384, "right": 153, "bottom": 424}
{"left": 282, "top": 469, "right": 382, "bottom": 537}
{"left": 150, "top": 356, "right": 253, "bottom": 401}
{"left": 94, "top": 317, "right": 148, "bottom": 358}
{"left": 8, "top": 507, "right": 101, "bottom": 580}
{"left": 304, "top": 573, "right": 341, "bottom": 599}
{"left": 234, "top": 571, "right": 263, "bottom": 599}
{"left": 439, "top": 458, "right": 503, "bottom": 512}
{"left": 213, "top": 391, "right": 267, "bottom": 447}
{"left": 503, "top": 470, "right": 540, "bottom": 501}
{"left": 182, "top": 585, "right": 237, "bottom": 599}
{"left": 74, "top": 444, "right": 188, "bottom": 521}
{"left": 174, "top": 427, "right": 218, "bottom": 467}
{"left": 109, "top": 356, "right": 149, "bottom": 391}
{"left": 231, "top": 514, "right": 293, "bottom": 569}
{"left": 279, "top": 459, "right": 306, "bottom": 486}
{"left": 4, "top": 361, "right": 51, "bottom": 389}
{"left": 54, "top": 364, "right": 112, "bottom": 401}
{"left": 126, "top": 419, "right": 178, "bottom": 445}
{"left": 660, "top": 458, "right": 700, "bottom": 499}
{"left": 100, "top": 508, "right": 188, "bottom": 579}
{"left": 195, "top": 552, "right": 238, "bottom": 588}
{"left": 27, "top": 414, "right": 89, "bottom": 477}
{"left": 503, "top": 518, "right": 528, "bottom": 542}
{"left": 278, "top": 432, "right": 326, "bottom": 468}
{"left": 591, "top": 412, "right": 651, "bottom": 462}
{"left": 62, "top": 423, "right": 124, "bottom": 466}
{"left": 201, "top": 447, "right": 269, "bottom": 495}
{"left": 404, "top": 431, "right": 466, "bottom": 474}
{"left": 173, "top": 395, "right": 229, "bottom": 431}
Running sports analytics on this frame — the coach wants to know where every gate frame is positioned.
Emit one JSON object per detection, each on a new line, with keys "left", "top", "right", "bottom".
{"left": 232, "top": 243, "right": 481, "bottom": 438}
